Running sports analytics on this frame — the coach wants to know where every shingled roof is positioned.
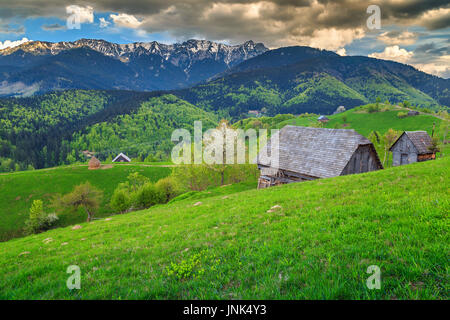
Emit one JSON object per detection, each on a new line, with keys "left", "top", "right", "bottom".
{"left": 257, "top": 126, "right": 379, "bottom": 178}
{"left": 390, "top": 131, "right": 434, "bottom": 154}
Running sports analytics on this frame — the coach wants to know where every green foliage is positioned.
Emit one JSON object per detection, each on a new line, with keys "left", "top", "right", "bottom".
{"left": 70, "top": 94, "right": 218, "bottom": 163}
{"left": 155, "top": 177, "right": 182, "bottom": 203}
{"left": 428, "top": 137, "right": 441, "bottom": 154}
{"left": 167, "top": 251, "right": 220, "bottom": 280}
{"left": 109, "top": 171, "right": 180, "bottom": 213}
{"left": 367, "top": 104, "right": 380, "bottom": 113}
{"left": 0, "top": 90, "right": 113, "bottom": 170}
{"left": 110, "top": 188, "right": 132, "bottom": 214}
{"left": 126, "top": 172, "right": 150, "bottom": 192}
{"left": 397, "top": 111, "right": 408, "bottom": 118}
{"left": 23, "top": 200, "right": 58, "bottom": 235}
{"left": 136, "top": 183, "right": 164, "bottom": 209}
{"left": 171, "top": 164, "right": 259, "bottom": 192}
{"left": 53, "top": 182, "right": 103, "bottom": 222}
{"left": 0, "top": 92, "right": 217, "bottom": 171}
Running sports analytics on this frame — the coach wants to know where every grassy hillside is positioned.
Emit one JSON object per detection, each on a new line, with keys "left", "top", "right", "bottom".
{"left": 0, "top": 164, "right": 171, "bottom": 241}
{"left": 0, "top": 157, "right": 448, "bottom": 299}
{"left": 278, "top": 106, "right": 444, "bottom": 136}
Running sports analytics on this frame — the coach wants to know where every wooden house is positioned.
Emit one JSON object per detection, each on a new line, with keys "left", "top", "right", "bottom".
{"left": 408, "top": 110, "right": 420, "bottom": 116}
{"left": 256, "top": 126, "right": 383, "bottom": 188}
{"left": 389, "top": 131, "right": 435, "bottom": 166}
{"left": 112, "top": 153, "right": 131, "bottom": 163}
{"left": 317, "top": 115, "right": 329, "bottom": 123}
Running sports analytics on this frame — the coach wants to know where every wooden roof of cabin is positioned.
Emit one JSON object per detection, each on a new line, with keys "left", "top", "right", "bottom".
{"left": 257, "top": 126, "right": 376, "bottom": 178}
{"left": 390, "top": 131, "right": 433, "bottom": 154}
{"left": 112, "top": 153, "right": 131, "bottom": 162}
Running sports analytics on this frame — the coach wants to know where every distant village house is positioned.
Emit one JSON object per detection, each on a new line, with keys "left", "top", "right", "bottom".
{"left": 112, "top": 153, "right": 131, "bottom": 163}
{"left": 248, "top": 110, "right": 261, "bottom": 117}
{"left": 317, "top": 115, "right": 329, "bottom": 123}
{"left": 408, "top": 110, "right": 420, "bottom": 116}
{"left": 256, "top": 126, "right": 383, "bottom": 188}
{"left": 389, "top": 131, "right": 435, "bottom": 166}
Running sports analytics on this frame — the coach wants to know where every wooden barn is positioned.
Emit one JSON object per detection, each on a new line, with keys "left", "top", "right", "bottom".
{"left": 256, "top": 126, "right": 383, "bottom": 188}
{"left": 389, "top": 131, "right": 435, "bottom": 166}
{"left": 112, "top": 153, "right": 131, "bottom": 163}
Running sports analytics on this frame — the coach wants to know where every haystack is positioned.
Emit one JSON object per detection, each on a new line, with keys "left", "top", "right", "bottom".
{"left": 88, "top": 156, "right": 101, "bottom": 170}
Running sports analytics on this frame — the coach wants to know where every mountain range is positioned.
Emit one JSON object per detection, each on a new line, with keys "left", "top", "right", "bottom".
{"left": 0, "top": 38, "right": 448, "bottom": 117}
{"left": 0, "top": 39, "right": 268, "bottom": 95}
{"left": 177, "top": 46, "right": 450, "bottom": 117}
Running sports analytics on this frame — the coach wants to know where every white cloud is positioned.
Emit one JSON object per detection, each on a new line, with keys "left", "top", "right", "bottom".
{"left": 0, "top": 81, "right": 40, "bottom": 97}
{"left": 110, "top": 13, "right": 143, "bottom": 29}
{"left": 369, "top": 45, "right": 414, "bottom": 64}
{"left": 336, "top": 48, "right": 347, "bottom": 56}
{"left": 377, "top": 31, "right": 418, "bottom": 46}
{"left": 0, "top": 37, "right": 31, "bottom": 50}
{"left": 65, "top": 5, "right": 94, "bottom": 24}
{"left": 306, "top": 28, "right": 365, "bottom": 52}
{"left": 99, "top": 18, "right": 111, "bottom": 28}
{"left": 369, "top": 45, "right": 450, "bottom": 78}
{"left": 414, "top": 56, "right": 450, "bottom": 79}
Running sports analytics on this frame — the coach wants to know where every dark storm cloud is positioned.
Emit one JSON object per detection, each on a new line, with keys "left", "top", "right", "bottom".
{"left": 0, "top": 0, "right": 448, "bottom": 47}
{"left": 0, "top": 24, "right": 25, "bottom": 34}
{"left": 41, "top": 23, "right": 66, "bottom": 31}
{"left": 415, "top": 42, "right": 449, "bottom": 56}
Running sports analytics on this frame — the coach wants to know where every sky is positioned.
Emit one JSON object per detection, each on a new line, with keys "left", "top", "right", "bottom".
{"left": 0, "top": 0, "right": 448, "bottom": 78}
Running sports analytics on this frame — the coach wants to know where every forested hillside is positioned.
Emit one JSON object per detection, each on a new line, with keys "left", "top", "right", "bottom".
{"left": 68, "top": 94, "right": 218, "bottom": 162}
{"left": 176, "top": 47, "right": 449, "bottom": 118}
{"left": 0, "top": 90, "right": 176, "bottom": 171}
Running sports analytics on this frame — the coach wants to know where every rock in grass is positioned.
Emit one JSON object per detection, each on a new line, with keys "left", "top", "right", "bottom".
{"left": 43, "top": 238, "right": 53, "bottom": 244}
{"left": 72, "top": 225, "right": 82, "bottom": 230}
{"left": 193, "top": 202, "right": 202, "bottom": 206}
{"left": 267, "top": 205, "right": 282, "bottom": 213}
{"left": 19, "top": 251, "right": 30, "bottom": 256}
{"left": 61, "top": 242, "right": 68, "bottom": 246}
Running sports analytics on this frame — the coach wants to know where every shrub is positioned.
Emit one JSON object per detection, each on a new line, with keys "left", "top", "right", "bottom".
{"left": 24, "top": 200, "right": 59, "bottom": 235}
{"left": 367, "top": 104, "right": 380, "bottom": 113}
{"left": 136, "top": 183, "right": 164, "bottom": 209}
{"left": 397, "top": 111, "right": 408, "bottom": 118}
{"left": 155, "top": 177, "right": 181, "bottom": 203}
{"left": 110, "top": 188, "right": 132, "bottom": 213}
{"left": 54, "top": 182, "right": 103, "bottom": 222}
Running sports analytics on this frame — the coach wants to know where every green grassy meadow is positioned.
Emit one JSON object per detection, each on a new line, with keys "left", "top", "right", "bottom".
{"left": 0, "top": 157, "right": 448, "bottom": 299}
{"left": 278, "top": 106, "right": 444, "bottom": 138}
{"left": 0, "top": 164, "right": 171, "bottom": 241}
